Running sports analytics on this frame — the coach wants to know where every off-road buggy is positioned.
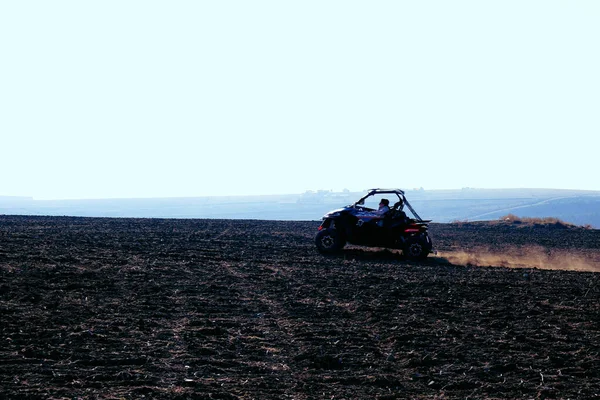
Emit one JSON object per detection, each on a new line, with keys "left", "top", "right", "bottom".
{"left": 315, "top": 188, "right": 433, "bottom": 259}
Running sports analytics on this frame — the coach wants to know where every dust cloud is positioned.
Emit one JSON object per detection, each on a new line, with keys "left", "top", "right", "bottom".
{"left": 436, "top": 246, "right": 600, "bottom": 272}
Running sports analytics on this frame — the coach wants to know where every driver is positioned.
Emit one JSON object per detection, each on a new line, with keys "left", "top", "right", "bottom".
{"left": 376, "top": 198, "right": 390, "bottom": 215}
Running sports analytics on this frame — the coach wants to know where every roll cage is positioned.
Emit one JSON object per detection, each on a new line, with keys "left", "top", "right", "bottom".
{"left": 353, "top": 188, "right": 426, "bottom": 222}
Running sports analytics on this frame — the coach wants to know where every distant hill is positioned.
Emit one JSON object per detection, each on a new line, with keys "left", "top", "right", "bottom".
{"left": 0, "top": 196, "right": 33, "bottom": 203}
{"left": 404, "top": 189, "right": 600, "bottom": 228}
{"left": 1, "top": 189, "right": 599, "bottom": 228}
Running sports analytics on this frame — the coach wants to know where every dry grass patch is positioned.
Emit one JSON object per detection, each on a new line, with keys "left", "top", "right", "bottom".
{"left": 500, "top": 214, "right": 592, "bottom": 229}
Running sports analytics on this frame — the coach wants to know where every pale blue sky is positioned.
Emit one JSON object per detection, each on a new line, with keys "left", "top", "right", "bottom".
{"left": 1, "top": 1, "right": 599, "bottom": 199}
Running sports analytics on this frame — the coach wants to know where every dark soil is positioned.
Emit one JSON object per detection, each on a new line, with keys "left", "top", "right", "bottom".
{"left": 1, "top": 216, "right": 599, "bottom": 399}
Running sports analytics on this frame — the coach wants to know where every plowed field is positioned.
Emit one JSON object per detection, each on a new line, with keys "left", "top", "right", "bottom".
{"left": 1, "top": 216, "right": 599, "bottom": 399}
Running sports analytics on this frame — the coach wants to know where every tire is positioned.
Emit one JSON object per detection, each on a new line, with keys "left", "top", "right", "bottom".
{"left": 315, "top": 228, "right": 345, "bottom": 254}
{"left": 404, "top": 235, "right": 431, "bottom": 260}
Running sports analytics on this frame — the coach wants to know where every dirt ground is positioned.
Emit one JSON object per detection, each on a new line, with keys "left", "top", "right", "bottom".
{"left": 1, "top": 215, "right": 599, "bottom": 399}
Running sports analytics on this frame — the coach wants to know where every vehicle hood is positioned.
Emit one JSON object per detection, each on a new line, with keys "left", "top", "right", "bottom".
{"left": 323, "top": 206, "right": 353, "bottom": 218}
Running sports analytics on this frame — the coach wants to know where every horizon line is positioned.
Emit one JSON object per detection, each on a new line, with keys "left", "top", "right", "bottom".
{"left": 3, "top": 187, "right": 600, "bottom": 202}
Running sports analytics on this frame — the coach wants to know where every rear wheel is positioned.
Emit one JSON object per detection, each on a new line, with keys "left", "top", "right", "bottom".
{"left": 404, "top": 235, "right": 431, "bottom": 260}
{"left": 315, "top": 228, "right": 345, "bottom": 254}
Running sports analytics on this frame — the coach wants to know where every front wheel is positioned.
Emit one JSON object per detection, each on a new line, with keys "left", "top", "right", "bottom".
{"left": 315, "top": 228, "right": 346, "bottom": 254}
{"left": 404, "top": 234, "right": 431, "bottom": 260}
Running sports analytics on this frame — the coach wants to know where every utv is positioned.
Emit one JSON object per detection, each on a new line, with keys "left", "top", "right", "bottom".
{"left": 315, "top": 188, "right": 433, "bottom": 259}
